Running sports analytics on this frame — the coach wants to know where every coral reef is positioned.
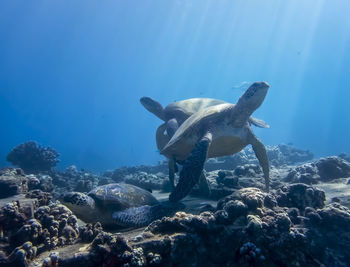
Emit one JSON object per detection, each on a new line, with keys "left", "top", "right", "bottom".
{"left": 205, "top": 144, "right": 313, "bottom": 171}
{"left": 285, "top": 156, "right": 350, "bottom": 184}
{"left": 339, "top": 153, "right": 350, "bottom": 163}
{"left": 134, "top": 186, "right": 348, "bottom": 266}
{"left": 6, "top": 141, "right": 60, "bottom": 174}
{"left": 124, "top": 171, "right": 169, "bottom": 191}
{"left": 1, "top": 144, "right": 350, "bottom": 266}
{"left": 106, "top": 144, "right": 313, "bottom": 179}
{"left": 106, "top": 164, "right": 168, "bottom": 182}
{"left": 7, "top": 185, "right": 343, "bottom": 267}
{"left": 0, "top": 198, "right": 80, "bottom": 265}
{"left": 0, "top": 168, "right": 28, "bottom": 198}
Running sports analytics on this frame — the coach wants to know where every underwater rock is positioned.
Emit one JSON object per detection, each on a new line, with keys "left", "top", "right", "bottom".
{"left": 200, "top": 167, "right": 284, "bottom": 200}
{"left": 139, "top": 187, "right": 341, "bottom": 266}
{"left": 276, "top": 183, "right": 325, "bottom": 211}
{"left": 57, "top": 232, "right": 133, "bottom": 267}
{"left": 106, "top": 144, "right": 312, "bottom": 183}
{"left": 316, "top": 156, "right": 350, "bottom": 181}
{"left": 124, "top": 171, "right": 168, "bottom": 191}
{"left": 285, "top": 156, "right": 350, "bottom": 184}
{"left": 27, "top": 174, "right": 54, "bottom": 192}
{"left": 234, "top": 164, "right": 262, "bottom": 177}
{"left": 0, "top": 241, "right": 37, "bottom": 267}
{"left": 47, "top": 168, "right": 105, "bottom": 199}
{"left": 25, "top": 190, "right": 52, "bottom": 206}
{"left": 74, "top": 179, "right": 93, "bottom": 193}
{"left": 205, "top": 144, "right": 313, "bottom": 171}
{"left": 0, "top": 197, "right": 37, "bottom": 237}
{"left": 237, "top": 241, "right": 265, "bottom": 266}
{"left": 3, "top": 147, "right": 350, "bottom": 266}
{"left": 6, "top": 141, "right": 60, "bottom": 174}
{"left": 79, "top": 222, "right": 103, "bottom": 243}
{"left": 5, "top": 185, "right": 349, "bottom": 266}
{"left": 267, "top": 144, "right": 313, "bottom": 166}
{"left": 303, "top": 203, "right": 350, "bottom": 266}
{"left": 0, "top": 197, "right": 80, "bottom": 265}
{"left": 108, "top": 164, "right": 168, "bottom": 181}
{"left": 339, "top": 153, "right": 350, "bottom": 163}
{"left": 0, "top": 168, "right": 28, "bottom": 198}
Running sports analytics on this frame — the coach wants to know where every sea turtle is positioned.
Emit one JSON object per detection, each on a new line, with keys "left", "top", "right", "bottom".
{"left": 61, "top": 183, "right": 183, "bottom": 228}
{"left": 140, "top": 97, "right": 269, "bottom": 193}
{"left": 161, "top": 82, "right": 271, "bottom": 202}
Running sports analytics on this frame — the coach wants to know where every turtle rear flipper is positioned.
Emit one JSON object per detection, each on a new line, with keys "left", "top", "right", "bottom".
{"left": 169, "top": 132, "right": 212, "bottom": 202}
{"left": 112, "top": 205, "right": 154, "bottom": 228}
{"left": 112, "top": 202, "right": 185, "bottom": 227}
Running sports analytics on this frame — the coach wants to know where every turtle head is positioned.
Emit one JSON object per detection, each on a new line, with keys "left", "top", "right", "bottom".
{"left": 140, "top": 97, "right": 166, "bottom": 121}
{"left": 61, "top": 192, "right": 96, "bottom": 221}
{"left": 238, "top": 82, "right": 269, "bottom": 111}
{"left": 232, "top": 82, "right": 269, "bottom": 126}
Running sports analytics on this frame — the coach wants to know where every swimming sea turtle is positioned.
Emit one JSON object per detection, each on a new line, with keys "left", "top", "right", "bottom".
{"left": 61, "top": 183, "right": 183, "bottom": 228}
{"left": 161, "top": 82, "right": 270, "bottom": 202}
{"left": 140, "top": 97, "right": 269, "bottom": 193}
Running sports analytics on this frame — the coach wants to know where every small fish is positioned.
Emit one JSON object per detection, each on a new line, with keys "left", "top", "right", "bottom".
{"left": 231, "top": 81, "right": 251, "bottom": 91}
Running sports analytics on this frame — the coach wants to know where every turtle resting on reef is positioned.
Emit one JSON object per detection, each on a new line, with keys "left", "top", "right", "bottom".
{"left": 140, "top": 96, "right": 269, "bottom": 194}
{"left": 161, "top": 82, "right": 271, "bottom": 202}
{"left": 61, "top": 183, "right": 184, "bottom": 228}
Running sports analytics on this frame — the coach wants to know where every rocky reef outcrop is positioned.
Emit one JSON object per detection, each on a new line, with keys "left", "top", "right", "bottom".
{"left": 285, "top": 156, "right": 350, "bottom": 184}
{"left": 205, "top": 144, "right": 313, "bottom": 171}
{"left": 2, "top": 184, "right": 348, "bottom": 266}
{"left": 106, "top": 144, "right": 313, "bottom": 182}
{"left": 1, "top": 143, "right": 349, "bottom": 266}
{"left": 339, "top": 153, "right": 350, "bottom": 163}
{"left": 123, "top": 172, "right": 169, "bottom": 191}
{"left": 0, "top": 168, "right": 28, "bottom": 198}
{"left": 6, "top": 141, "right": 60, "bottom": 174}
{"left": 132, "top": 185, "right": 348, "bottom": 266}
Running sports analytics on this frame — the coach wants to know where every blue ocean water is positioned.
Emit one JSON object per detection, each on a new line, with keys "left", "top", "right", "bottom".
{"left": 0, "top": 0, "right": 349, "bottom": 172}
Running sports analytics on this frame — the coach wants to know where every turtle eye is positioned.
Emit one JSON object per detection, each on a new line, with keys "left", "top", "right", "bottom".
{"left": 245, "top": 87, "right": 257, "bottom": 98}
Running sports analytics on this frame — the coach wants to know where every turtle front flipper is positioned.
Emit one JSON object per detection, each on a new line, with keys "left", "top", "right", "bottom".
{"left": 166, "top": 118, "right": 179, "bottom": 138}
{"left": 140, "top": 97, "right": 166, "bottom": 121}
{"left": 156, "top": 123, "right": 170, "bottom": 152}
{"left": 169, "top": 132, "right": 212, "bottom": 202}
{"left": 249, "top": 132, "right": 270, "bottom": 192}
{"left": 112, "top": 205, "right": 154, "bottom": 227}
{"left": 249, "top": 117, "right": 270, "bottom": 128}
{"left": 112, "top": 202, "right": 185, "bottom": 227}
{"left": 168, "top": 157, "right": 177, "bottom": 190}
